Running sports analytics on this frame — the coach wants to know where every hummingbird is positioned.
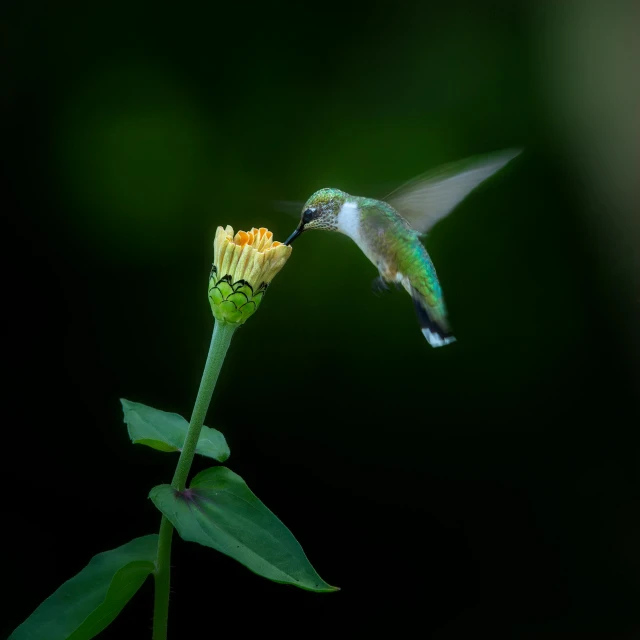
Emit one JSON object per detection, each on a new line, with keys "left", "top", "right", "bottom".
{"left": 284, "top": 149, "right": 520, "bottom": 346}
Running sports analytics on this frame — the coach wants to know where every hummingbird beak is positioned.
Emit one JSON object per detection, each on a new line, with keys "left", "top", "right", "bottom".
{"left": 284, "top": 225, "right": 304, "bottom": 246}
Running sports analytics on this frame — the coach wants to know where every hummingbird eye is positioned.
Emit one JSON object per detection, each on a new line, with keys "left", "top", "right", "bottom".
{"left": 302, "top": 208, "right": 314, "bottom": 224}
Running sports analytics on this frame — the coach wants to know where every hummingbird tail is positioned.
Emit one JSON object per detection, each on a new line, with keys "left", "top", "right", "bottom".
{"left": 411, "top": 288, "right": 456, "bottom": 348}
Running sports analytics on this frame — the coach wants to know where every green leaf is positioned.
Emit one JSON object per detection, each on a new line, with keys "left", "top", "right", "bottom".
{"left": 121, "top": 398, "right": 230, "bottom": 462}
{"left": 150, "top": 467, "right": 338, "bottom": 593}
{"left": 9, "top": 534, "right": 158, "bottom": 640}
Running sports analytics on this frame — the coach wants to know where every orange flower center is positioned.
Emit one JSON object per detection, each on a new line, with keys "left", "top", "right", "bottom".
{"left": 233, "top": 227, "right": 282, "bottom": 251}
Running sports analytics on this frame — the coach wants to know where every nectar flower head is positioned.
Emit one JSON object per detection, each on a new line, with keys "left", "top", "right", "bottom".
{"left": 209, "top": 226, "right": 292, "bottom": 325}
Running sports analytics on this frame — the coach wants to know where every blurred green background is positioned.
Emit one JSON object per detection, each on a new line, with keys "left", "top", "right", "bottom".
{"left": 4, "top": 0, "right": 638, "bottom": 638}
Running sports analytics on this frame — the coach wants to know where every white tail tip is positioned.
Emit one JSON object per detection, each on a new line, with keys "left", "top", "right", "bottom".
{"left": 422, "top": 328, "right": 457, "bottom": 347}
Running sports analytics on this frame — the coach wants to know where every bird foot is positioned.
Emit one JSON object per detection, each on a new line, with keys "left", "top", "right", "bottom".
{"left": 371, "top": 276, "right": 390, "bottom": 295}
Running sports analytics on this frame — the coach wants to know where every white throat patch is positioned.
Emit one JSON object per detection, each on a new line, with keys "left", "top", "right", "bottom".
{"left": 336, "top": 200, "right": 361, "bottom": 242}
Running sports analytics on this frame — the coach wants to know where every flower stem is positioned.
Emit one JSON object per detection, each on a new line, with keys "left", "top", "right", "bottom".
{"left": 153, "top": 516, "right": 174, "bottom": 640}
{"left": 172, "top": 320, "right": 236, "bottom": 490}
{"left": 152, "top": 320, "right": 237, "bottom": 640}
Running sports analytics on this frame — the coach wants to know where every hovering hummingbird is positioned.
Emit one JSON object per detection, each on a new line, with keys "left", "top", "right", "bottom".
{"left": 284, "top": 149, "right": 520, "bottom": 346}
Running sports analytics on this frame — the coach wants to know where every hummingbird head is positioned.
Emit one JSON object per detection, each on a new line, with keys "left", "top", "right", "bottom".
{"left": 284, "top": 188, "right": 347, "bottom": 245}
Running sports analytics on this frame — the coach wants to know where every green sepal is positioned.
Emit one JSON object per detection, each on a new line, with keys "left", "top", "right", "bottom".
{"left": 233, "top": 283, "right": 254, "bottom": 298}
{"left": 209, "top": 286, "right": 224, "bottom": 306}
{"left": 149, "top": 467, "right": 338, "bottom": 593}
{"left": 9, "top": 535, "right": 158, "bottom": 640}
{"left": 227, "top": 291, "right": 249, "bottom": 308}
{"left": 238, "top": 300, "right": 257, "bottom": 322}
{"left": 217, "top": 300, "right": 243, "bottom": 323}
{"left": 208, "top": 276, "right": 265, "bottom": 325}
{"left": 216, "top": 280, "right": 234, "bottom": 298}
{"left": 121, "top": 399, "right": 230, "bottom": 462}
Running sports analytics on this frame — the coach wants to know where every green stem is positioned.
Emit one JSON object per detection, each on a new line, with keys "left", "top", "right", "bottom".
{"left": 153, "top": 516, "right": 174, "bottom": 640}
{"left": 152, "top": 320, "right": 237, "bottom": 640}
{"left": 172, "top": 320, "right": 236, "bottom": 490}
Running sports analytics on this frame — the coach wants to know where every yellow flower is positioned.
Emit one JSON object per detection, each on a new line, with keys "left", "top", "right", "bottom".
{"left": 209, "top": 226, "right": 292, "bottom": 324}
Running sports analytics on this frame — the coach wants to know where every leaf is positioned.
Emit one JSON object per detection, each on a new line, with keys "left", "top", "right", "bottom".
{"left": 9, "top": 535, "right": 158, "bottom": 640}
{"left": 150, "top": 467, "right": 338, "bottom": 593}
{"left": 121, "top": 398, "right": 230, "bottom": 462}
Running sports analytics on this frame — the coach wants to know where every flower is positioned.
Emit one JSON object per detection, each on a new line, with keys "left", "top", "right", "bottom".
{"left": 209, "top": 226, "right": 292, "bottom": 324}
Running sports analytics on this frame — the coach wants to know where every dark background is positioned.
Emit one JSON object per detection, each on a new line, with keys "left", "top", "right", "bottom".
{"left": 4, "top": 0, "right": 639, "bottom": 638}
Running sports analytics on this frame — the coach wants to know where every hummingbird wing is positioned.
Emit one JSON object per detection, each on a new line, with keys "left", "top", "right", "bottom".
{"left": 385, "top": 148, "right": 521, "bottom": 235}
{"left": 272, "top": 200, "right": 304, "bottom": 217}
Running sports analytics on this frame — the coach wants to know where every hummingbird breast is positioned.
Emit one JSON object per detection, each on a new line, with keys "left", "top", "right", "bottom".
{"left": 338, "top": 197, "right": 413, "bottom": 278}
{"left": 339, "top": 196, "right": 444, "bottom": 301}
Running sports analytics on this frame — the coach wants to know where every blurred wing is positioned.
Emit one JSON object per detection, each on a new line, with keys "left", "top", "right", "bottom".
{"left": 386, "top": 148, "right": 521, "bottom": 234}
{"left": 272, "top": 200, "right": 304, "bottom": 219}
